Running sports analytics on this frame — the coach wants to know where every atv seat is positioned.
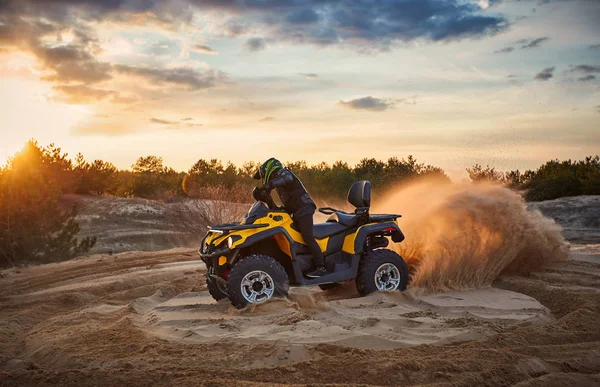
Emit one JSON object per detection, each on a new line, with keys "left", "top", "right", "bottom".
{"left": 290, "top": 220, "right": 348, "bottom": 238}
{"left": 327, "top": 212, "right": 359, "bottom": 228}
{"left": 320, "top": 180, "right": 371, "bottom": 229}
{"left": 312, "top": 222, "right": 348, "bottom": 238}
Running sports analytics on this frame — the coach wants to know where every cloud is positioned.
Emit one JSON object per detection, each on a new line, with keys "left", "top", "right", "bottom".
{"left": 596, "top": 105, "right": 600, "bottom": 113}
{"left": 338, "top": 96, "right": 395, "bottom": 112}
{"left": 520, "top": 37, "right": 549, "bottom": 49}
{"left": 590, "top": 44, "right": 600, "bottom": 50}
{"left": 245, "top": 37, "right": 266, "bottom": 52}
{"left": 0, "top": 0, "right": 221, "bottom": 107}
{"left": 150, "top": 117, "right": 202, "bottom": 129}
{"left": 578, "top": 75, "right": 596, "bottom": 82}
{"left": 298, "top": 73, "right": 318, "bottom": 79}
{"left": 494, "top": 37, "right": 549, "bottom": 54}
{"left": 534, "top": 67, "right": 554, "bottom": 81}
{"left": 569, "top": 65, "right": 600, "bottom": 74}
{"left": 286, "top": 8, "right": 320, "bottom": 24}
{"left": 259, "top": 116, "right": 275, "bottom": 122}
{"left": 192, "top": 44, "right": 218, "bottom": 55}
{"left": 181, "top": 117, "right": 193, "bottom": 121}
{"left": 494, "top": 47, "right": 514, "bottom": 54}
{"left": 110, "top": 94, "right": 137, "bottom": 104}
{"left": 33, "top": 44, "right": 112, "bottom": 84}
{"left": 53, "top": 84, "right": 116, "bottom": 104}
{"left": 0, "top": 0, "right": 194, "bottom": 28}
{"left": 115, "top": 65, "right": 224, "bottom": 89}
{"left": 196, "top": 0, "right": 507, "bottom": 50}
{"left": 150, "top": 118, "right": 178, "bottom": 125}
{"left": 1, "top": 0, "right": 508, "bottom": 59}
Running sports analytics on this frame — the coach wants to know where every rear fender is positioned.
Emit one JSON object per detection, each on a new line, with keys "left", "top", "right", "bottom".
{"left": 342, "top": 221, "right": 404, "bottom": 254}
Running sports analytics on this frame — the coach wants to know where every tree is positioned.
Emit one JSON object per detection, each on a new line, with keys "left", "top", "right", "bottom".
{"left": 86, "top": 160, "right": 119, "bottom": 195}
{"left": 0, "top": 141, "right": 95, "bottom": 266}
{"left": 73, "top": 153, "right": 120, "bottom": 195}
{"left": 355, "top": 158, "right": 386, "bottom": 185}
{"left": 131, "top": 156, "right": 170, "bottom": 197}
{"left": 522, "top": 156, "right": 600, "bottom": 201}
{"left": 466, "top": 164, "right": 504, "bottom": 183}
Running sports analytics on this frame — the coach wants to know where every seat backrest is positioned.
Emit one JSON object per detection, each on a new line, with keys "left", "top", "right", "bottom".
{"left": 348, "top": 180, "right": 371, "bottom": 209}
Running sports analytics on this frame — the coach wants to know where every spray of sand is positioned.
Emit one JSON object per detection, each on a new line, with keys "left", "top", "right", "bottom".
{"left": 374, "top": 179, "right": 569, "bottom": 291}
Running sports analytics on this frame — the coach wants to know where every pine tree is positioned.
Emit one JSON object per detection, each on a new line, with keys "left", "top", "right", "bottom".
{"left": 0, "top": 141, "right": 95, "bottom": 266}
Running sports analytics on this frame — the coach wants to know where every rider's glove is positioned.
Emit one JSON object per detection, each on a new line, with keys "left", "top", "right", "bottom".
{"left": 252, "top": 186, "right": 266, "bottom": 202}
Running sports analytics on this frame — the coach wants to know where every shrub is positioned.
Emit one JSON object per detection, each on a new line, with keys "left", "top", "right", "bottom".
{"left": 522, "top": 156, "right": 600, "bottom": 201}
{"left": 0, "top": 141, "right": 95, "bottom": 267}
{"left": 466, "top": 164, "right": 504, "bottom": 183}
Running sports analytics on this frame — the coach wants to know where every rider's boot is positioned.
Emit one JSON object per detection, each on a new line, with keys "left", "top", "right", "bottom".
{"left": 306, "top": 266, "right": 328, "bottom": 278}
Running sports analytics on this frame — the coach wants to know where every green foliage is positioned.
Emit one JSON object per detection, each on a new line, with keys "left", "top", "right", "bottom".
{"left": 130, "top": 156, "right": 183, "bottom": 198}
{"left": 521, "top": 156, "right": 600, "bottom": 201}
{"left": 74, "top": 153, "right": 120, "bottom": 195}
{"left": 466, "top": 156, "right": 600, "bottom": 201}
{"left": 2, "top": 139, "right": 597, "bottom": 267}
{"left": 0, "top": 141, "right": 95, "bottom": 267}
{"left": 466, "top": 164, "right": 504, "bottom": 183}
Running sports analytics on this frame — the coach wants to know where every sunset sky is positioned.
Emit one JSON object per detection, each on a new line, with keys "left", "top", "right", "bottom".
{"left": 1, "top": 0, "right": 599, "bottom": 178}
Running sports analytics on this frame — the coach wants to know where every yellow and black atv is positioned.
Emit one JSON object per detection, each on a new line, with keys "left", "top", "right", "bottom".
{"left": 199, "top": 181, "right": 408, "bottom": 308}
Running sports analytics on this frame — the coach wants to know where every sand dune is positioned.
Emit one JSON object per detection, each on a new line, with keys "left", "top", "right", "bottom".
{"left": 135, "top": 286, "right": 550, "bottom": 350}
{"left": 1, "top": 245, "right": 598, "bottom": 385}
{"left": 1, "top": 192, "right": 599, "bottom": 385}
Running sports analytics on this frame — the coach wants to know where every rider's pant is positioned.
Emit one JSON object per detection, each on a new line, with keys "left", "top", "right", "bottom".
{"left": 294, "top": 213, "right": 325, "bottom": 268}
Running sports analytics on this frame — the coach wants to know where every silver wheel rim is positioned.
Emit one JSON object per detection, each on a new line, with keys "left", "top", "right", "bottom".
{"left": 374, "top": 263, "right": 401, "bottom": 291}
{"left": 240, "top": 270, "right": 275, "bottom": 304}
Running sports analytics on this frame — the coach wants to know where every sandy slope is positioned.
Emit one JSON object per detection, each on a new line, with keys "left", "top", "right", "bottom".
{"left": 1, "top": 246, "right": 599, "bottom": 386}
{"left": 139, "top": 287, "right": 550, "bottom": 351}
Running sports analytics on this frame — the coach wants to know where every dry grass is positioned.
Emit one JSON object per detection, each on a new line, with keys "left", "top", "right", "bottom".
{"left": 167, "top": 197, "right": 250, "bottom": 236}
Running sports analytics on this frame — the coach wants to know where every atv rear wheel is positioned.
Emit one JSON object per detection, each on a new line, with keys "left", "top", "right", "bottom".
{"left": 206, "top": 268, "right": 227, "bottom": 301}
{"left": 356, "top": 249, "right": 408, "bottom": 297}
{"left": 227, "top": 254, "right": 289, "bottom": 308}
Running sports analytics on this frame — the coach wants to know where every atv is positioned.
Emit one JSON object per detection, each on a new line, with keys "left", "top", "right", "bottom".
{"left": 199, "top": 180, "right": 408, "bottom": 308}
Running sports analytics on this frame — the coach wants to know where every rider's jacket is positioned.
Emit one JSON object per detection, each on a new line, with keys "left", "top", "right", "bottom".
{"left": 262, "top": 168, "right": 316, "bottom": 218}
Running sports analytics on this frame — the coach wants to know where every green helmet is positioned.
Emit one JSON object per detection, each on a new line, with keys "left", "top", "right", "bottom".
{"left": 254, "top": 158, "right": 283, "bottom": 184}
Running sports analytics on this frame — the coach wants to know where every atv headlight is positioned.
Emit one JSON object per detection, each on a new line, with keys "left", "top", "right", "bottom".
{"left": 227, "top": 235, "right": 241, "bottom": 249}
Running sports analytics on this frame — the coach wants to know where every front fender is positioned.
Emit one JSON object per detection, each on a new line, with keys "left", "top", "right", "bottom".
{"left": 235, "top": 226, "right": 295, "bottom": 251}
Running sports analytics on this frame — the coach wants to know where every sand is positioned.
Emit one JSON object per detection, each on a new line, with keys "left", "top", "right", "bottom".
{"left": 1, "top": 245, "right": 599, "bottom": 386}
{"left": 1, "top": 190, "right": 599, "bottom": 386}
{"left": 139, "top": 287, "right": 550, "bottom": 351}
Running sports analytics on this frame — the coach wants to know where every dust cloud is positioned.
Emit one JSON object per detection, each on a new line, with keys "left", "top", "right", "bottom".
{"left": 374, "top": 179, "right": 569, "bottom": 291}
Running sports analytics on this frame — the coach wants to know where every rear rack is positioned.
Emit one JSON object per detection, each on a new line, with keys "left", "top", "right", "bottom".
{"left": 368, "top": 214, "right": 402, "bottom": 222}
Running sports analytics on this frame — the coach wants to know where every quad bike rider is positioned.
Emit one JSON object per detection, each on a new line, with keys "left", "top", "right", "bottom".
{"left": 199, "top": 167, "right": 409, "bottom": 308}
{"left": 252, "top": 158, "right": 327, "bottom": 278}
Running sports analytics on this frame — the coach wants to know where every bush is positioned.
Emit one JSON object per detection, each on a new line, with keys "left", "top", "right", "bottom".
{"left": 0, "top": 141, "right": 95, "bottom": 267}
{"left": 522, "top": 156, "right": 600, "bottom": 201}
{"left": 74, "top": 153, "right": 120, "bottom": 195}
{"left": 466, "top": 164, "right": 504, "bottom": 183}
{"left": 467, "top": 156, "right": 600, "bottom": 201}
{"left": 130, "top": 156, "right": 183, "bottom": 198}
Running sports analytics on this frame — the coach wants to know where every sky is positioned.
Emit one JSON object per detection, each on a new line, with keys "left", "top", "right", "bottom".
{"left": 0, "top": 0, "right": 599, "bottom": 179}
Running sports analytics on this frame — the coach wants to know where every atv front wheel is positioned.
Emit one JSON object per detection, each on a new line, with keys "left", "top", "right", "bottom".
{"left": 206, "top": 268, "right": 227, "bottom": 301}
{"left": 356, "top": 249, "right": 408, "bottom": 297}
{"left": 227, "top": 254, "right": 289, "bottom": 308}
